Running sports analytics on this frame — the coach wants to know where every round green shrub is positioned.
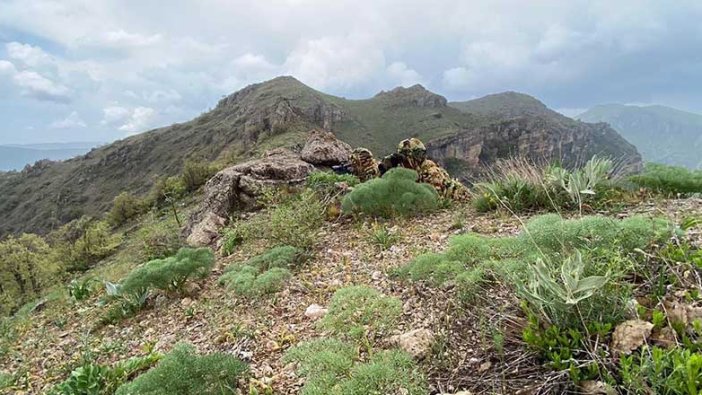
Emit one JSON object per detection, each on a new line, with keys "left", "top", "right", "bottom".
{"left": 341, "top": 168, "right": 438, "bottom": 218}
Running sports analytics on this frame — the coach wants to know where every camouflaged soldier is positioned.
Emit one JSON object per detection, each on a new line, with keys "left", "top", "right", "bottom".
{"left": 349, "top": 147, "right": 380, "bottom": 182}
{"left": 396, "top": 138, "right": 470, "bottom": 201}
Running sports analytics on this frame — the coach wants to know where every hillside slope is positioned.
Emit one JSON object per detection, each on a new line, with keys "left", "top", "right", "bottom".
{"left": 0, "top": 77, "right": 639, "bottom": 236}
{"left": 578, "top": 104, "right": 702, "bottom": 169}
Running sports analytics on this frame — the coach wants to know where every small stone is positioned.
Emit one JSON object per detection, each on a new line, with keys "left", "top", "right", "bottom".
{"left": 478, "top": 361, "right": 492, "bottom": 373}
{"left": 181, "top": 297, "right": 193, "bottom": 308}
{"left": 184, "top": 282, "right": 202, "bottom": 296}
{"left": 611, "top": 319, "right": 654, "bottom": 355}
{"left": 580, "top": 380, "right": 617, "bottom": 395}
{"left": 371, "top": 271, "right": 383, "bottom": 280}
{"left": 304, "top": 304, "right": 328, "bottom": 320}
{"left": 391, "top": 329, "right": 435, "bottom": 359}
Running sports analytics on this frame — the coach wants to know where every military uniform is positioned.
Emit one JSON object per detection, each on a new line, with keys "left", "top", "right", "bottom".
{"left": 349, "top": 148, "right": 380, "bottom": 182}
{"left": 394, "top": 138, "right": 470, "bottom": 201}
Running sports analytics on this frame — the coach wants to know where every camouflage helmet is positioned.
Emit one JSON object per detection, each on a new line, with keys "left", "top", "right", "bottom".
{"left": 350, "top": 147, "right": 374, "bottom": 161}
{"left": 397, "top": 138, "right": 427, "bottom": 160}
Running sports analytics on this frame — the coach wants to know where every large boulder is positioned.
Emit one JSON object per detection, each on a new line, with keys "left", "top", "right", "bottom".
{"left": 300, "top": 129, "right": 352, "bottom": 166}
{"left": 184, "top": 148, "right": 314, "bottom": 246}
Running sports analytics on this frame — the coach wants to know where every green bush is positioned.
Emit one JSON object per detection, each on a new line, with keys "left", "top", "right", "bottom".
{"left": 267, "top": 189, "right": 325, "bottom": 249}
{"left": 397, "top": 214, "right": 670, "bottom": 300}
{"left": 218, "top": 246, "right": 302, "bottom": 297}
{"left": 242, "top": 245, "right": 304, "bottom": 270}
{"left": 320, "top": 286, "right": 402, "bottom": 342}
{"left": 284, "top": 339, "right": 426, "bottom": 395}
{"left": 108, "top": 192, "right": 146, "bottom": 226}
{"left": 620, "top": 346, "right": 702, "bottom": 394}
{"left": 135, "top": 217, "right": 182, "bottom": 260}
{"left": 341, "top": 168, "right": 438, "bottom": 218}
{"left": 630, "top": 163, "right": 702, "bottom": 195}
{"left": 148, "top": 176, "right": 186, "bottom": 207}
{"left": 50, "top": 217, "right": 122, "bottom": 271}
{"left": 115, "top": 343, "right": 247, "bottom": 395}
{"left": 51, "top": 353, "right": 160, "bottom": 395}
{"left": 0, "top": 233, "right": 61, "bottom": 316}
{"left": 306, "top": 171, "right": 360, "bottom": 190}
{"left": 120, "top": 247, "right": 214, "bottom": 295}
{"left": 182, "top": 158, "right": 216, "bottom": 192}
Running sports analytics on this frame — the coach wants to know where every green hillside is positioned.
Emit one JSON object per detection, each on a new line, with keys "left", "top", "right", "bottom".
{"left": 578, "top": 104, "right": 702, "bottom": 169}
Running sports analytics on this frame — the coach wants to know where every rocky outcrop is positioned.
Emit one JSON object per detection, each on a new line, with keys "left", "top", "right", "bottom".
{"left": 426, "top": 116, "right": 643, "bottom": 181}
{"left": 300, "top": 129, "right": 352, "bottom": 166}
{"left": 185, "top": 130, "right": 353, "bottom": 246}
{"left": 374, "top": 84, "right": 448, "bottom": 108}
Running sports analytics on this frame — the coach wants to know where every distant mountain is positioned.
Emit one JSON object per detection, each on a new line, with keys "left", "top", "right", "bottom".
{"left": 578, "top": 104, "right": 702, "bottom": 169}
{"left": 0, "top": 76, "right": 640, "bottom": 236}
{"left": 0, "top": 142, "right": 101, "bottom": 171}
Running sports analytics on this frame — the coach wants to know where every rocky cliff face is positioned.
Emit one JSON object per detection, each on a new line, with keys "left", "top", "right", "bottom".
{"left": 427, "top": 116, "right": 642, "bottom": 180}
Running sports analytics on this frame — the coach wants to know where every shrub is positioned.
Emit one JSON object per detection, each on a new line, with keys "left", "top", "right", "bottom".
{"left": 148, "top": 176, "right": 186, "bottom": 207}
{"left": 51, "top": 353, "right": 160, "bottom": 395}
{"left": 0, "top": 233, "right": 61, "bottom": 316}
{"left": 341, "top": 168, "right": 439, "bottom": 218}
{"left": 397, "top": 214, "right": 670, "bottom": 301}
{"left": 630, "top": 163, "right": 702, "bottom": 195}
{"left": 620, "top": 346, "right": 702, "bottom": 394}
{"left": 320, "top": 286, "right": 402, "bottom": 342}
{"left": 242, "top": 245, "right": 304, "bottom": 270}
{"left": 115, "top": 343, "right": 247, "bottom": 395}
{"left": 108, "top": 192, "right": 146, "bottom": 226}
{"left": 50, "top": 217, "right": 122, "bottom": 271}
{"left": 120, "top": 248, "right": 214, "bottom": 295}
{"left": 306, "top": 171, "right": 360, "bottom": 191}
{"left": 136, "top": 217, "right": 182, "bottom": 260}
{"left": 218, "top": 246, "right": 302, "bottom": 297}
{"left": 284, "top": 339, "right": 426, "bottom": 395}
{"left": 182, "top": 158, "right": 216, "bottom": 192}
{"left": 266, "top": 189, "right": 325, "bottom": 249}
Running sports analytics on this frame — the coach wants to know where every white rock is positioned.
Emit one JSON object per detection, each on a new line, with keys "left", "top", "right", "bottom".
{"left": 304, "top": 304, "right": 328, "bottom": 320}
{"left": 391, "top": 328, "right": 435, "bottom": 359}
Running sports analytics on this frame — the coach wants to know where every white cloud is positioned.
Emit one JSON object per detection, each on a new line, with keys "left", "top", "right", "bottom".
{"left": 100, "top": 30, "right": 162, "bottom": 48}
{"left": 6, "top": 42, "right": 52, "bottom": 67}
{"left": 386, "top": 62, "right": 424, "bottom": 87}
{"left": 283, "top": 34, "right": 386, "bottom": 91}
{"left": 0, "top": 60, "right": 17, "bottom": 76}
{"left": 12, "top": 70, "right": 70, "bottom": 102}
{"left": 102, "top": 105, "right": 156, "bottom": 134}
{"left": 50, "top": 111, "right": 87, "bottom": 129}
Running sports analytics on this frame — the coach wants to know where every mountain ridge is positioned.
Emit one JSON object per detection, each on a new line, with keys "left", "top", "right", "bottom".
{"left": 578, "top": 103, "right": 702, "bottom": 169}
{"left": 0, "top": 76, "right": 640, "bottom": 236}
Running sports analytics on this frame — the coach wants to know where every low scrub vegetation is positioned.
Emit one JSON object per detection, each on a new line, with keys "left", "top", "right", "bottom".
{"left": 473, "top": 156, "right": 622, "bottom": 213}
{"left": 219, "top": 246, "right": 303, "bottom": 297}
{"left": 397, "top": 213, "right": 669, "bottom": 300}
{"left": 108, "top": 192, "right": 147, "bottom": 227}
{"left": 284, "top": 339, "right": 427, "bottom": 395}
{"left": 320, "top": 285, "right": 402, "bottom": 344}
{"left": 341, "top": 168, "right": 439, "bottom": 218}
{"left": 630, "top": 162, "right": 702, "bottom": 196}
{"left": 221, "top": 189, "right": 325, "bottom": 252}
{"left": 50, "top": 353, "right": 160, "bottom": 395}
{"left": 115, "top": 343, "right": 247, "bottom": 395}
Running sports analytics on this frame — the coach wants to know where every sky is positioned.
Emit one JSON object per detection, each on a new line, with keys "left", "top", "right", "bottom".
{"left": 1, "top": 0, "right": 701, "bottom": 145}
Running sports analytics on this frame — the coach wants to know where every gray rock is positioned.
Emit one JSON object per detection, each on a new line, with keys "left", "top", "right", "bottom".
{"left": 300, "top": 129, "right": 352, "bottom": 166}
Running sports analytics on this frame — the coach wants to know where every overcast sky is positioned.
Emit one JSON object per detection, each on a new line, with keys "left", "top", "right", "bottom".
{"left": 1, "top": 0, "right": 701, "bottom": 144}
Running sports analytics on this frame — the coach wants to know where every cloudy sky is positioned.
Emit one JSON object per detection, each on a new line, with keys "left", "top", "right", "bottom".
{"left": 1, "top": 0, "right": 701, "bottom": 145}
